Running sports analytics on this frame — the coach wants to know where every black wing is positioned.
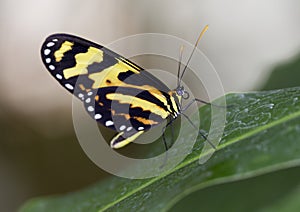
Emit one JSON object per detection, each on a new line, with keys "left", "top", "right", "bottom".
{"left": 41, "top": 34, "right": 176, "bottom": 148}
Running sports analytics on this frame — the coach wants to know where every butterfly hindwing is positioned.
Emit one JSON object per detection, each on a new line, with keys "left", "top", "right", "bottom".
{"left": 83, "top": 86, "right": 167, "bottom": 131}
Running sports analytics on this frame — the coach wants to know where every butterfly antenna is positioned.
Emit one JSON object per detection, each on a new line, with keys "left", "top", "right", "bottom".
{"left": 177, "top": 45, "right": 185, "bottom": 87}
{"left": 179, "top": 25, "right": 209, "bottom": 85}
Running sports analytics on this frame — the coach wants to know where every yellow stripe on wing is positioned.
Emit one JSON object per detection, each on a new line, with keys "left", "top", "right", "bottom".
{"left": 111, "top": 131, "right": 144, "bottom": 148}
{"left": 63, "top": 47, "right": 104, "bottom": 79}
{"left": 88, "top": 59, "right": 139, "bottom": 88}
{"left": 89, "top": 59, "right": 170, "bottom": 109}
{"left": 54, "top": 41, "right": 73, "bottom": 62}
{"left": 106, "top": 93, "right": 169, "bottom": 119}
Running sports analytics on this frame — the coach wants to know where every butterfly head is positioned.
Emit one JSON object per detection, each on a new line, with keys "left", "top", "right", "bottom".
{"left": 170, "top": 85, "right": 189, "bottom": 115}
{"left": 175, "top": 85, "right": 189, "bottom": 100}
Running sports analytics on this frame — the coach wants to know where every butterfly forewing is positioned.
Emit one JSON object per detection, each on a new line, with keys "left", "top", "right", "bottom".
{"left": 41, "top": 33, "right": 180, "bottom": 148}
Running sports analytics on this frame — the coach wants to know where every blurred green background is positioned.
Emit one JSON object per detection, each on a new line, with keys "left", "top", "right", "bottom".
{"left": 1, "top": 0, "right": 300, "bottom": 211}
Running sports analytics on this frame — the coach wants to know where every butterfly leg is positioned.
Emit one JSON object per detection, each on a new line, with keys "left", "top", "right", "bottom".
{"left": 110, "top": 130, "right": 144, "bottom": 149}
{"left": 161, "top": 130, "right": 169, "bottom": 169}
{"left": 181, "top": 98, "right": 228, "bottom": 112}
{"left": 161, "top": 117, "right": 176, "bottom": 150}
{"left": 180, "top": 97, "right": 229, "bottom": 150}
{"left": 160, "top": 118, "right": 176, "bottom": 168}
{"left": 169, "top": 117, "right": 175, "bottom": 146}
{"left": 180, "top": 113, "right": 216, "bottom": 150}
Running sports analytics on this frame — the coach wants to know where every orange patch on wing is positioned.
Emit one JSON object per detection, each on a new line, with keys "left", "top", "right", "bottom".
{"left": 134, "top": 117, "right": 158, "bottom": 125}
{"left": 79, "top": 84, "right": 85, "bottom": 91}
{"left": 121, "top": 113, "right": 130, "bottom": 120}
{"left": 114, "top": 113, "right": 131, "bottom": 120}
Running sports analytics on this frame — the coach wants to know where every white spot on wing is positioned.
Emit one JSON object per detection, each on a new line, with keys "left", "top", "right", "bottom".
{"left": 44, "top": 49, "right": 51, "bottom": 55}
{"left": 45, "top": 58, "right": 51, "bottom": 63}
{"left": 126, "top": 127, "right": 133, "bottom": 131}
{"left": 87, "top": 106, "right": 94, "bottom": 112}
{"left": 87, "top": 91, "right": 93, "bottom": 96}
{"left": 78, "top": 93, "right": 84, "bottom": 100}
{"left": 85, "top": 98, "right": 91, "bottom": 103}
{"left": 52, "top": 38, "right": 58, "bottom": 42}
{"left": 49, "top": 65, "right": 55, "bottom": 70}
{"left": 94, "top": 114, "right": 102, "bottom": 119}
{"left": 119, "top": 125, "right": 126, "bottom": 131}
{"left": 46, "top": 42, "right": 55, "bottom": 47}
{"left": 105, "top": 120, "right": 114, "bottom": 126}
{"left": 138, "top": 127, "right": 144, "bottom": 131}
{"left": 65, "top": 83, "right": 74, "bottom": 90}
{"left": 56, "top": 74, "right": 62, "bottom": 79}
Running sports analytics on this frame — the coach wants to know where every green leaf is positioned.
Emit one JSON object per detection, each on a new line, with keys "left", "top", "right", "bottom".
{"left": 20, "top": 87, "right": 300, "bottom": 212}
{"left": 260, "top": 54, "right": 300, "bottom": 90}
{"left": 171, "top": 166, "right": 300, "bottom": 212}
{"left": 261, "top": 176, "right": 300, "bottom": 212}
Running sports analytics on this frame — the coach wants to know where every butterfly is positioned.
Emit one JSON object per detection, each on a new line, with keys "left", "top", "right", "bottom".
{"left": 40, "top": 25, "right": 215, "bottom": 151}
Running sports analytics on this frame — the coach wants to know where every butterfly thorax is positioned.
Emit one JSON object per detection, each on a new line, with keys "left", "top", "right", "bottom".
{"left": 167, "top": 90, "right": 181, "bottom": 118}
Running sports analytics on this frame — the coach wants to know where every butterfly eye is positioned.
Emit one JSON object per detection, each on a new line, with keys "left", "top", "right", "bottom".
{"left": 182, "top": 91, "right": 190, "bottom": 99}
{"left": 176, "top": 86, "right": 185, "bottom": 96}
